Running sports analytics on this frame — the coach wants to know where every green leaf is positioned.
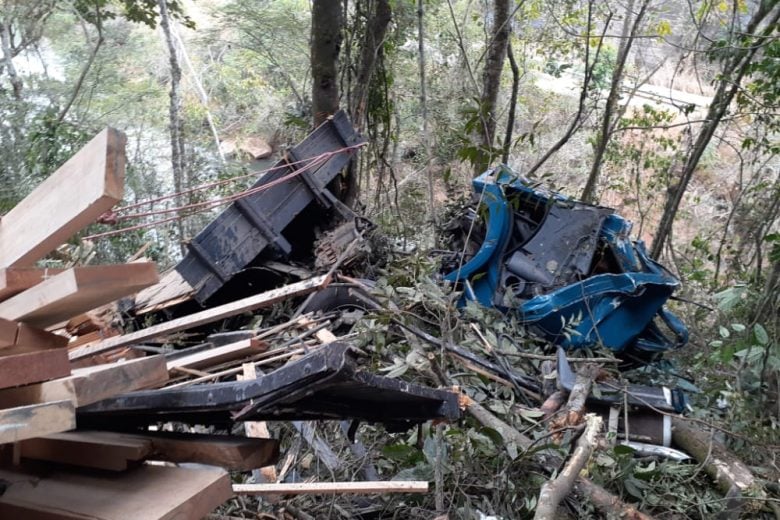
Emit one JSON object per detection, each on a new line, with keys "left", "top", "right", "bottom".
{"left": 613, "top": 444, "right": 635, "bottom": 456}
{"left": 754, "top": 324, "right": 769, "bottom": 345}
{"left": 719, "top": 326, "right": 730, "bottom": 338}
{"left": 731, "top": 323, "right": 746, "bottom": 332}
{"left": 721, "top": 344, "right": 736, "bottom": 363}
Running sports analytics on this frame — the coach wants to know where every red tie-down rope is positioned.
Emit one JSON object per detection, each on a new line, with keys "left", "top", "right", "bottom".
{"left": 83, "top": 143, "right": 365, "bottom": 241}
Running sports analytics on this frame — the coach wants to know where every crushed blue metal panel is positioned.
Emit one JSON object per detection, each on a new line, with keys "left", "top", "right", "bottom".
{"left": 444, "top": 165, "right": 688, "bottom": 360}
{"left": 176, "top": 111, "right": 364, "bottom": 303}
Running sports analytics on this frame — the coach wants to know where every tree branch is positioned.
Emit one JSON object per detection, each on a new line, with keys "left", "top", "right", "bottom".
{"left": 535, "top": 413, "right": 602, "bottom": 520}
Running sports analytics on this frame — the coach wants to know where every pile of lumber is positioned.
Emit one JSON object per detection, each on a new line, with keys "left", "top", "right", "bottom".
{"left": 0, "top": 128, "right": 443, "bottom": 519}
{"left": 0, "top": 129, "right": 257, "bottom": 518}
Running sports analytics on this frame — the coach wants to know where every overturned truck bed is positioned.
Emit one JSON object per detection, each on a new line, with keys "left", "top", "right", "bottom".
{"left": 79, "top": 343, "right": 460, "bottom": 430}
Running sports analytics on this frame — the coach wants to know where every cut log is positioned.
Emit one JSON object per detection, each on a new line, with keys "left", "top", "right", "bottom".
{"left": 0, "top": 128, "right": 126, "bottom": 268}
{"left": 0, "top": 263, "right": 159, "bottom": 328}
{"left": 672, "top": 417, "right": 766, "bottom": 513}
{"left": 233, "top": 481, "right": 429, "bottom": 496}
{"left": 20, "top": 430, "right": 279, "bottom": 472}
{"left": 0, "top": 400, "right": 75, "bottom": 444}
{"left": 0, "top": 344, "right": 71, "bottom": 390}
{"left": 166, "top": 338, "right": 267, "bottom": 372}
{"left": 70, "top": 274, "right": 329, "bottom": 361}
{"left": 535, "top": 413, "right": 603, "bottom": 520}
{"left": 0, "top": 267, "right": 65, "bottom": 302}
{"left": 0, "top": 355, "right": 168, "bottom": 408}
{"left": 0, "top": 463, "right": 232, "bottom": 520}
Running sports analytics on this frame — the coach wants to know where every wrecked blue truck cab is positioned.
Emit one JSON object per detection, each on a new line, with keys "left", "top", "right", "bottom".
{"left": 444, "top": 165, "right": 688, "bottom": 364}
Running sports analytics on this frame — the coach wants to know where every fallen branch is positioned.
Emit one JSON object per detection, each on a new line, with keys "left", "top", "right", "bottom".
{"left": 672, "top": 417, "right": 767, "bottom": 514}
{"left": 549, "top": 363, "right": 600, "bottom": 444}
{"left": 573, "top": 478, "right": 656, "bottom": 520}
{"left": 540, "top": 391, "right": 567, "bottom": 420}
{"left": 535, "top": 413, "right": 603, "bottom": 520}
{"left": 559, "top": 363, "right": 600, "bottom": 426}
{"left": 465, "top": 396, "right": 657, "bottom": 519}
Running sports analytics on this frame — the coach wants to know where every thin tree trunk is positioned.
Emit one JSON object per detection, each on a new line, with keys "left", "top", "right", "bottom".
{"left": 476, "top": 0, "right": 511, "bottom": 174}
{"left": 1, "top": 18, "right": 22, "bottom": 99}
{"left": 417, "top": 0, "right": 436, "bottom": 231}
{"left": 171, "top": 25, "right": 225, "bottom": 164}
{"left": 501, "top": 38, "right": 520, "bottom": 164}
{"left": 57, "top": 6, "right": 104, "bottom": 124}
{"left": 525, "top": 2, "right": 611, "bottom": 178}
{"left": 581, "top": 0, "right": 649, "bottom": 203}
{"left": 349, "top": 0, "right": 392, "bottom": 131}
{"left": 310, "top": 0, "right": 343, "bottom": 126}
{"left": 158, "top": 0, "right": 188, "bottom": 255}
{"left": 650, "top": 3, "right": 780, "bottom": 258}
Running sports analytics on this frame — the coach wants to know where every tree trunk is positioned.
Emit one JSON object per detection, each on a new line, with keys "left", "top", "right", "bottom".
{"left": 581, "top": 0, "right": 649, "bottom": 203}
{"left": 650, "top": 3, "right": 780, "bottom": 259}
{"left": 476, "top": 0, "right": 511, "bottom": 174}
{"left": 525, "top": 2, "right": 610, "bottom": 178}
{"left": 58, "top": 5, "right": 104, "bottom": 124}
{"left": 310, "top": 0, "right": 343, "bottom": 126}
{"left": 158, "top": 0, "right": 188, "bottom": 256}
{"left": 417, "top": 0, "right": 436, "bottom": 230}
{"left": 349, "top": 0, "right": 392, "bottom": 131}
{"left": 1, "top": 18, "right": 22, "bottom": 99}
{"left": 501, "top": 38, "right": 520, "bottom": 164}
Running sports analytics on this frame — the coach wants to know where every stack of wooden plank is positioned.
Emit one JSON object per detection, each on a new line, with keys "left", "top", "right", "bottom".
{"left": 0, "top": 129, "right": 243, "bottom": 519}
{"left": 0, "top": 127, "right": 440, "bottom": 519}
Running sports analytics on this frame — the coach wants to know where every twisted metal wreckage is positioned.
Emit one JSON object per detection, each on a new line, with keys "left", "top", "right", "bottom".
{"left": 77, "top": 111, "right": 690, "bottom": 450}
{"left": 0, "top": 111, "right": 713, "bottom": 517}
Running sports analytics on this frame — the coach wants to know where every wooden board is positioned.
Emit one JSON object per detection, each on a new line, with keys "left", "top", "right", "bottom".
{"left": 0, "top": 317, "right": 18, "bottom": 347}
{"left": 133, "top": 269, "right": 195, "bottom": 315}
{"left": 0, "top": 400, "right": 75, "bottom": 444}
{"left": 233, "top": 481, "right": 430, "bottom": 495}
{"left": 0, "top": 345, "right": 71, "bottom": 390}
{"left": 16, "top": 323, "right": 69, "bottom": 349}
{"left": 167, "top": 338, "right": 267, "bottom": 372}
{"left": 20, "top": 430, "right": 151, "bottom": 471}
{"left": 0, "top": 355, "right": 168, "bottom": 408}
{"left": 0, "top": 463, "right": 232, "bottom": 520}
{"left": 70, "top": 274, "right": 329, "bottom": 361}
{"left": 137, "top": 431, "right": 279, "bottom": 470}
{"left": 0, "top": 320, "right": 68, "bottom": 350}
{"left": 20, "top": 430, "right": 279, "bottom": 472}
{"left": 0, "top": 128, "right": 126, "bottom": 268}
{"left": 0, "top": 262, "right": 159, "bottom": 328}
{"left": 0, "top": 268, "right": 65, "bottom": 303}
